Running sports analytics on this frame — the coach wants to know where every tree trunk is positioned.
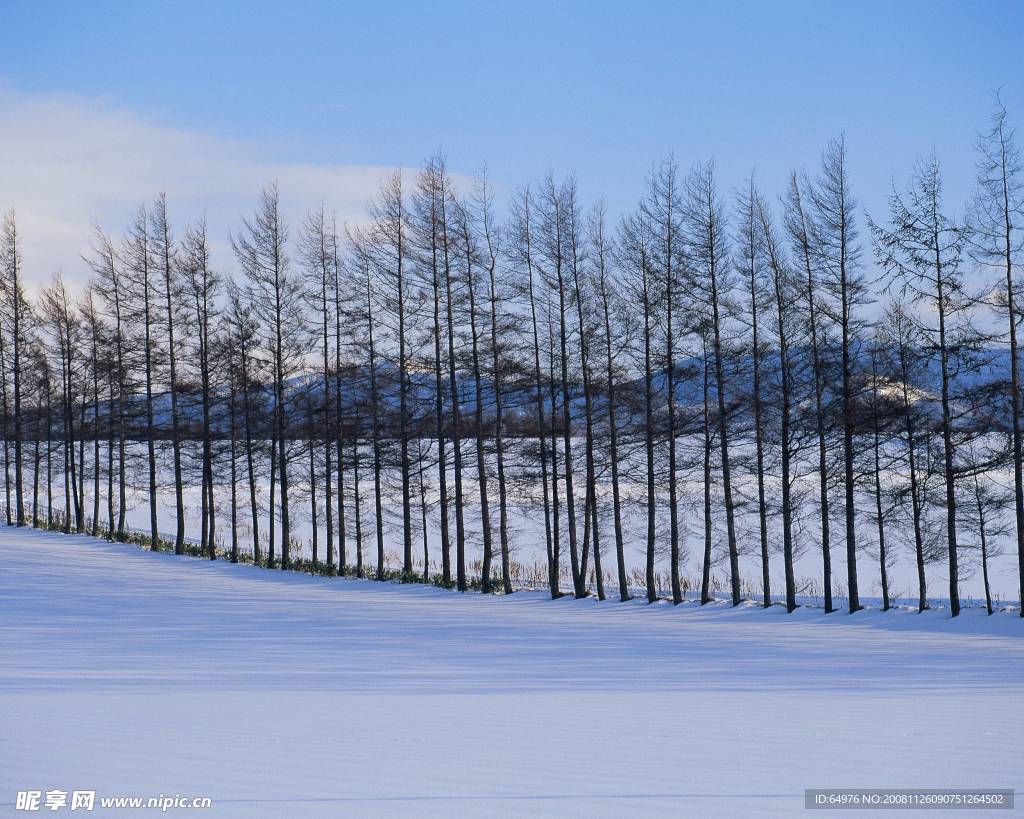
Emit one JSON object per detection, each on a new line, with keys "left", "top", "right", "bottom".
{"left": 974, "top": 477, "right": 993, "bottom": 616}
{"left": 600, "top": 268, "right": 629, "bottom": 602}
{"left": 242, "top": 347, "right": 260, "bottom": 563}
{"left": 936, "top": 272, "right": 960, "bottom": 616}
{"left": 871, "top": 354, "right": 890, "bottom": 612}
{"left": 523, "top": 201, "right": 557, "bottom": 598}
{"left": 367, "top": 278, "right": 385, "bottom": 580}
{"left": 308, "top": 399, "right": 319, "bottom": 565}
{"left": 353, "top": 437, "right": 364, "bottom": 577}
{"left": 710, "top": 243, "right": 740, "bottom": 606}
{"left": 642, "top": 265, "right": 657, "bottom": 603}
{"left": 746, "top": 215, "right": 770, "bottom": 608}
{"left": 701, "top": 330, "right": 714, "bottom": 605}
{"left": 898, "top": 338, "right": 928, "bottom": 612}
{"left": 465, "top": 239, "right": 493, "bottom": 592}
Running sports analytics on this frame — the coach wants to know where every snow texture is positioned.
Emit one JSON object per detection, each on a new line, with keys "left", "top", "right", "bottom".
{"left": 1, "top": 525, "right": 1021, "bottom": 817}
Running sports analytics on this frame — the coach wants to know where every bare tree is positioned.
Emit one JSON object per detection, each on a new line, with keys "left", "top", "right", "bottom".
{"left": 509, "top": 187, "right": 559, "bottom": 597}
{"left": 86, "top": 228, "right": 129, "bottom": 538}
{"left": 962, "top": 450, "right": 1009, "bottom": 616}
{"left": 348, "top": 230, "right": 386, "bottom": 579}
{"left": 538, "top": 175, "right": 584, "bottom": 597}
{"left": 81, "top": 288, "right": 105, "bottom": 537}
{"left": 331, "top": 214, "right": 349, "bottom": 574}
{"left": 644, "top": 158, "right": 684, "bottom": 602}
{"left": 867, "top": 340, "right": 893, "bottom": 611}
{"left": 970, "top": 99, "right": 1024, "bottom": 617}
{"left": 124, "top": 205, "right": 160, "bottom": 548}
{"left": 300, "top": 205, "right": 336, "bottom": 566}
{"left": 151, "top": 195, "right": 186, "bottom": 552}
{"left": 233, "top": 184, "right": 303, "bottom": 569}
{"left": 0, "top": 287, "right": 12, "bottom": 525}
{"left": 619, "top": 210, "right": 659, "bottom": 602}
{"left": 756, "top": 192, "right": 799, "bottom": 611}
{"left": 411, "top": 157, "right": 454, "bottom": 585}
{"left": 879, "top": 304, "right": 930, "bottom": 611}
{"left": 872, "top": 154, "right": 968, "bottom": 615}
{"left": 785, "top": 173, "right": 836, "bottom": 612}
{"left": 453, "top": 194, "right": 495, "bottom": 591}
{"left": 592, "top": 203, "right": 631, "bottom": 601}
{"left": 811, "top": 136, "right": 867, "bottom": 613}
{"left": 564, "top": 177, "right": 604, "bottom": 600}
{"left": 479, "top": 175, "right": 514, "bottom": 594}
{"left": 368, "top": 173, "right": 416, "bottom": 576}
{"left": 184, "top": 219, "right": 221, "bottom": 559}
{"left": 737, "top": 178, "right": 771, "bottom": 606}
{"left": 40, "top": 275, "right": 82, "bottom": 532}
{"left": 1, "top": 210, "right": 27, "bottom": 525}
{"left": 225, "top": 279, "right": 262, "bottom": 563}
{"left": 439, "top": 171, "right": 469, "bottom": 591}
{"left": 685, "top": 161, "right": 741, "bottom": 605}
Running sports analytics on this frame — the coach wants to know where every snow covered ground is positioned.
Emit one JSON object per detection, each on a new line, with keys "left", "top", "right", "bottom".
{"left": 1, "top": 525, "right": 1022, "bottom": 817}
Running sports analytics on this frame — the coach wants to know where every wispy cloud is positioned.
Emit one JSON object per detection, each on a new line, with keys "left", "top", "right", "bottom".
{"left": 0, "top": 83, "right": 405, "bottom": 291}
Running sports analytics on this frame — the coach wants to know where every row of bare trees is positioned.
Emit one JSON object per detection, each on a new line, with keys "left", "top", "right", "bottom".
{"left": 1, "top": 104, "right": 1022, "bottom": 617}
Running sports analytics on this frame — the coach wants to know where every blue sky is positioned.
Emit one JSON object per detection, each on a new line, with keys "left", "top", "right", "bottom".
{"left": 1, "top": 0, "right": 1022, "bottom": 283}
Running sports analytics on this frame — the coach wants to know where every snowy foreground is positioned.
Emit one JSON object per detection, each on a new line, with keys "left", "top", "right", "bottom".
{"left": 1, "top": 526, "right": 1022, "bottom": 818}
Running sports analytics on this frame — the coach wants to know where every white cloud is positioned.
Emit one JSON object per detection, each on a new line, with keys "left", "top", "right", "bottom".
{"left": 0, "top": 84, "right": 406, "bottom": 292}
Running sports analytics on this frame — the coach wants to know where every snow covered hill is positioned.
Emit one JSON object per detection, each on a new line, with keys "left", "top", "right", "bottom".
{"left": 1, "top": 525, "right": 1021, "bottom": 817}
